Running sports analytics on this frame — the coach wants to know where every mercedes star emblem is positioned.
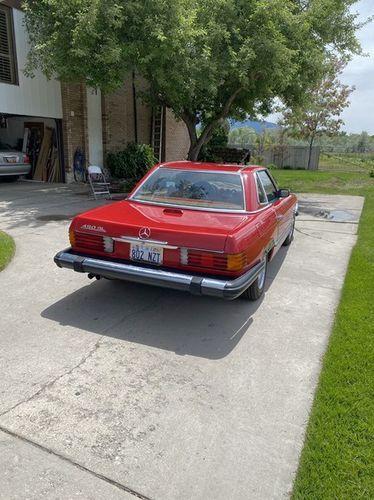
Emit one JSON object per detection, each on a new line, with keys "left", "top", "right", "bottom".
{"left": 139, "top": 227, "right": 151, "bottom": 239}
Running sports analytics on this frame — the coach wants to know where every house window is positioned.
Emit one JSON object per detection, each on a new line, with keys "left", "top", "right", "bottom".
{"left": 0, "top": 5, "right": 18, "bottom": 85}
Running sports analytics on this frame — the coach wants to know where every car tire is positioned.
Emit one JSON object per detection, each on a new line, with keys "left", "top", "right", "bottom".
{"left": 282, "top": 216, "right": 295, "bottom": 246}
{"left": 242, "top": 256, "right": 267, "bottom": 301}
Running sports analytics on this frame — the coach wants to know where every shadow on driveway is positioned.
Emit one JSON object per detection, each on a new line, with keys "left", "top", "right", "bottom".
{"left": 0, "top": 180, "right": 110, "bottom": 230}
{"left": 42, "top": 248, "right": 288, "bottom": 360}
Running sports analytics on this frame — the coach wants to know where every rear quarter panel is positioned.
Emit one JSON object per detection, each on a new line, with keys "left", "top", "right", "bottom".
{"left": 225, "top": 206, "right": 277, "bottom": 270}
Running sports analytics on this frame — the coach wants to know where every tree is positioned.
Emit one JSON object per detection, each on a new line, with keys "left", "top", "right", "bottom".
{"left": 24, "top": 0, "right": 362, "bottom": 160}
{"left": 280, "top": 59, "right": 354, "bottom": 169}
{"left": 228, "top": 127, "right": 257, "bottom": 147}
{"left": 356, "top": 131, "right": 369, "bottom": 153}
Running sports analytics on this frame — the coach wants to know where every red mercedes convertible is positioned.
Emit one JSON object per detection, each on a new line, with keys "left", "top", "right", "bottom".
{"left": 55, "top": 161, "right": 298, "bottom": 300}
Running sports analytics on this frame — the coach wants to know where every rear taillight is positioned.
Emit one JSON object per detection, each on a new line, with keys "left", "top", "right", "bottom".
{"left": 181, "top": 249, "right": 247, "bottom": 273}
{"left": 69, "top": 230, "right": 105, "bottom": 252}
{"left": 69, "top": 228, "right": 76, "bottom": 247}
{"left": 69, "top": 231, "right": 113, "bottom": 253}
{"left": 103, "top": 236, "right": 113, "bottom": 253}
{"left": 23, "top": 154, "right": 30, "bottom": 164}
{"left": 226, "top": 252, "right": 247, "bottom": 271}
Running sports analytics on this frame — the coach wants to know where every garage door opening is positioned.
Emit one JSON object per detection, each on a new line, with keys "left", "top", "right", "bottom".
{"left": 0, "top": 114, "right": 65, "bottom": 183}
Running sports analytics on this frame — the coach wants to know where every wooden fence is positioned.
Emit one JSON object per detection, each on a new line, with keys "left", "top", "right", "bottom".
{"left": 262, "top": 145, "right": 320, "bottom": 170}
{"left": 229, "top": 144, "right": 320, "bottom": 170}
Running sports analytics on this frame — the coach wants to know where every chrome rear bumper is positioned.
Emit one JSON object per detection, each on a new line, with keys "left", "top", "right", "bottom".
{"left": 0, "top": 163, "right": 32, "bottom": 176}
{"left": 54, "top": 248, "right": 265, "bottom": 300}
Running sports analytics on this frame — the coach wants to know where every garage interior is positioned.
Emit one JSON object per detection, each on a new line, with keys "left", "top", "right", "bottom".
{"left": 0, "top": 113, "right": 65, "bottom": 182}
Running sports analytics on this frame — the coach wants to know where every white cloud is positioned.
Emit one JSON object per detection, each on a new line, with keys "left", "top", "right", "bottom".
{"left": 340, "top": 0, "right": 374, "bottom": 133}
{"left": 266, "top": 0, "right": 374, "bottom": 134}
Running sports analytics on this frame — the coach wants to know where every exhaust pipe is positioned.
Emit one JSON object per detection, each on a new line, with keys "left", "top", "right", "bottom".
{"left": 88, "top": 273, "right": 101, "bottom": 280}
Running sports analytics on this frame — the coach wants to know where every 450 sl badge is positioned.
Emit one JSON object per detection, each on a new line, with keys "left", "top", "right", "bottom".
{"left": 80, "top": 224, "right": 106, "bottom": 233}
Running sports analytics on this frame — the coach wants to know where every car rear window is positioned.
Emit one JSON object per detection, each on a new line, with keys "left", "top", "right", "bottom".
{"left": 131, "top": 168, "right": 245, "bottom": 210}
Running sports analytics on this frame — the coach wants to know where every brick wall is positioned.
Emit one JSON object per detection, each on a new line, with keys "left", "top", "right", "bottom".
{"left": 102, "top": 81, "right": 135, "bottom": 153}
{"left": 61, "top": 82, "right": 88, "bottom": 180}
{"left": 61, "top": 77, "right": 191, "bottom": 182}
{"left": 102, "top": 76, "right": 152, "bottom": 155}
{"left": 164, "top": 109, "right": 190, "bottom": 161}
{"left": 102, "top": 76, "right": 190, "bottom": 162}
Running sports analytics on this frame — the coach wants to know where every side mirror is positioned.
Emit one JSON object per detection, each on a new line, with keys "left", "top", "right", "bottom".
{"left": 278, "top": 188, "right": 290, "bottom": 198}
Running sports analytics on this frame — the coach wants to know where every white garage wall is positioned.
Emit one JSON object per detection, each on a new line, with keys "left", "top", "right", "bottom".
{"left": 86, "top": 88, "right": 103, "bottom": 166}
{"left": 0, "top": 9, "right": 62, "bottom": 118}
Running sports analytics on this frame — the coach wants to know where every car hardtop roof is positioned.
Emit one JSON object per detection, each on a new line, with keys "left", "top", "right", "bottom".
{"left": 159, "top": 161, "right": 264, "bottom": 174}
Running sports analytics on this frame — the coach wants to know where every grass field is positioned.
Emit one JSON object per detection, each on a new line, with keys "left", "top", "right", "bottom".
{"left": 272, "top": 169, "right": 374, "bottom": 499}
{"left": 319, "top": 152, "right": 374, "bottom": 173}
{"left": 0, "top": 231, "right": 15, "bottom": 272}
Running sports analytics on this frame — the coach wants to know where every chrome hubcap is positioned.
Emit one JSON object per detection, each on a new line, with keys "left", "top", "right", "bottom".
{"left": 257, "top": 262, "right": 266, "bottom": 290}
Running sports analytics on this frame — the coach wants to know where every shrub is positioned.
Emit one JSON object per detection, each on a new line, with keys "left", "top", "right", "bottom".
{"left": 106, "top": 143, "right": 156, "bottom": 188}
{"left": 369, "top": 169, "right": 374, "bottom": 178}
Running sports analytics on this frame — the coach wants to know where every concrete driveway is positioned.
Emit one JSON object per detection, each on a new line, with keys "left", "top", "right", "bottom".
{"left": 0, "top": 181, "right": 364, "bottom": 500}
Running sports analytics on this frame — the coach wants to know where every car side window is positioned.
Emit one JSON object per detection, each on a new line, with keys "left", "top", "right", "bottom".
{"left": 256, "top": 175, "right": 267, "bottom": 204}
{"left": 257, "top": 170, "right": 278, "bottom": 203}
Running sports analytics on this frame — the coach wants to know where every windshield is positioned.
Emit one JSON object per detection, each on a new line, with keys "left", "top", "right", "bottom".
{"left": 131, "top": 168, "right": 245, "bottom": 210}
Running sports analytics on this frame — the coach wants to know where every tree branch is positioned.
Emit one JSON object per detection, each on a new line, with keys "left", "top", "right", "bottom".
{"left": 219, "top": 87, "right": 244, "bottom": 120}
{"left": 182, "top": 87, "right": 243, "bottom": 160}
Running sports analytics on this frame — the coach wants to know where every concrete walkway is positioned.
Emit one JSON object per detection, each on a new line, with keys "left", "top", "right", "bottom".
{"left": 0, "top": 181, "right": 364, "bottom": 499}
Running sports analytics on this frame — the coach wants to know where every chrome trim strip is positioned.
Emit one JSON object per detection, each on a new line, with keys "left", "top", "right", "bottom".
{"left": 254, "top": 171, "right": 271, "bottom": 208}
{"left": 157, "top": 166, "right": 243, "bottom": 175}
{"left": 185, "top": 247, "right": 224, "bottom": 254}
{"left": 112, "top": 237, "right": 226, "bottom": 254}
{"left": 267, "top": 169, "right": 280, "bottom": 191}
{"left": 256, "top": 168, "right": 282, "bottom": 206}
{"left": 249, "top": 205, "right": 271, "bottom": 214}
{"left": 54, "top": 248, "right": 265, "bottom": 300}
{"left": 129, "top": 198, "right": 249, "bottom": 214}
{"left": 112, "top": 236, "right": 178, "bottom": 249}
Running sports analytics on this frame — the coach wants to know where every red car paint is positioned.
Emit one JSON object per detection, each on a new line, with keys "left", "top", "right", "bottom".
{"left": 69, "top": 161, "right": 297, "bottom": 278}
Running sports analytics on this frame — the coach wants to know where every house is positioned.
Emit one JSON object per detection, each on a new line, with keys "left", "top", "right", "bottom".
{"left": 0, "top": 1, "right": 190, "bottom": 182}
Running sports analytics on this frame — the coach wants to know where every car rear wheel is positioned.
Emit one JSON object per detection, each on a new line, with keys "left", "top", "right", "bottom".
{"left": 282, "top": 216, "right": 295, "bottom": 246}
{"left": 242, "top": 256, "right": 267, "bottom": 301}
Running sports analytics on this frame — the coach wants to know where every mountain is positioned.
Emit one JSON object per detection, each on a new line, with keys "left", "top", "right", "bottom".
{"left": 229, "top": 119, "right": 279, "bottom": 133}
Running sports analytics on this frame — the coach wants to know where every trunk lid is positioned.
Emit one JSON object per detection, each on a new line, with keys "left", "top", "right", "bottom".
{"left": 0, "top": 150, "right": 24, "bottom": 165}
{"left": 73, "top": 200, "right": 252, "bottom": 252}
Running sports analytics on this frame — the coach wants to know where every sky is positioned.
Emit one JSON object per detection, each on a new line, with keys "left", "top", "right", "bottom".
{"left": 340, "top": 0, "right": 374, "bottom": 134}
{"left": 267, "top": 0, "right": 374, "bottom": 135}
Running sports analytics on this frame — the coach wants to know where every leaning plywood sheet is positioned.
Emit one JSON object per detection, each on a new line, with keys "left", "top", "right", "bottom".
{"left": 33, "top": 127, "right": 53, "bottom": 181}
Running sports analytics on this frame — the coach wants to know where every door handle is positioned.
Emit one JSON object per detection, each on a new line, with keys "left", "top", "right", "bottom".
{"left": 276, "top": 215, "right": 284, "bottom": 220}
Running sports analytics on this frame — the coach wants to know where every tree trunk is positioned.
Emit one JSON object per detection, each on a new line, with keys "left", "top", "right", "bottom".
{"left": 187, "top": 142, "right": 202, "bottom": 161}
{"left": 181, "top": 113, "right": 200, "bottom": 161}
{"left": 182, "top": 87, "right": 243, "bottom": 161}
{"left": 187, "top": 126, "right": 216, "bottom": 161}
{"left": 183, "top": 115, "right": 215, "bottom": 161}
{"left": 307, "top": 135, "right": 315, "bottom": 170}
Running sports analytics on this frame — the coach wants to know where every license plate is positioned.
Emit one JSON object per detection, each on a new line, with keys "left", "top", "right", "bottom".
{"left": 130, "top": 243, "right": 163, "bottom": 265}
{"left": 5, "top": 157, "right": 18, "bottom": 163}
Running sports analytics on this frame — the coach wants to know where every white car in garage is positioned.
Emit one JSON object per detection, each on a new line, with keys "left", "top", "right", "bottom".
{"left": 0, "top": 145, "right": 31, "bottom": 181}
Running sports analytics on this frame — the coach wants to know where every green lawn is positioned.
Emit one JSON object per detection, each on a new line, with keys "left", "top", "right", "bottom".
{"left": 0, "top": 231, "right": 15, "bottom": 271}
{"left": 272, "top": 169, "right": 374, "bottom": 499}
{"left": 319, "top": 152, "right": 374, "bottom": 173}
